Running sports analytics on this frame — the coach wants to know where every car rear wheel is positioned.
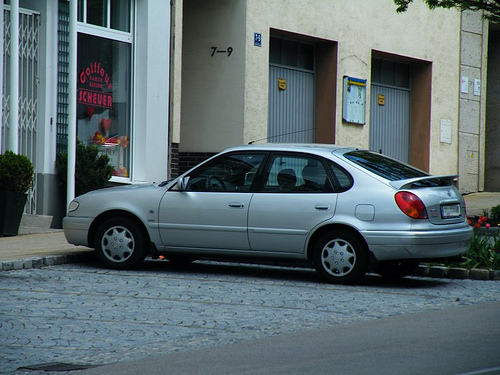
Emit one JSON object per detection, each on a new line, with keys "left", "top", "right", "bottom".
{"left": 373, "top": 260, "right": 420, "bottom": 280}
{"left": 94, "top": 217, "right": 148, "bottom": 270}
{"left": 313, "top": 230, "right": 369, "bottom": 284}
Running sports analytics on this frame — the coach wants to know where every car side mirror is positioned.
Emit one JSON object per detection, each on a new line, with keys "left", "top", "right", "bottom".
{"left": 176, "top": 176, "right": 190, "bottom": 191}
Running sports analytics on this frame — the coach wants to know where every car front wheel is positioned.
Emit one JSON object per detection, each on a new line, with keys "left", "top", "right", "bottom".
{"left": 313, "top": 230, "right": 369, "bottom": 284}
{"left": 94, "top": 217, "right": 148, "bottom": 270}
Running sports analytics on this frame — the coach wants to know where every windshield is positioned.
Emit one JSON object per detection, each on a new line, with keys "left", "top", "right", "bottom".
{"left": 344, "top": 150, "right": 428, "bottom": 181}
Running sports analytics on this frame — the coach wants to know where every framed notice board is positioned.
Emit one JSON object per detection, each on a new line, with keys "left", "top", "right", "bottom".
{"left": 342, "top": 76, "right": 367, "bottom": 125}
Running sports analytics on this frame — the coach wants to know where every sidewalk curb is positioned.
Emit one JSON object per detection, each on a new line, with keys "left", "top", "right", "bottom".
{"left": 0, "top": 251, "right": 94, "bottom": 271}
{"left": 1, "top": 254, "right": 499, "bottom": 281}
{"left": 413, "top": 265, "right": 500, "bottom": 281}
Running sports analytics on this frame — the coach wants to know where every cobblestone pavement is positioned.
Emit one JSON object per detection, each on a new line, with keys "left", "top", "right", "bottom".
{"left": 1, "top": 259, "right": 499, "bottom": 375}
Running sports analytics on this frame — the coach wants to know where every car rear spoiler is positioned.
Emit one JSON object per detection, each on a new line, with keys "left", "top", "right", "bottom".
{"left": 390, "top": 175, "right": 459, "bottom": 190}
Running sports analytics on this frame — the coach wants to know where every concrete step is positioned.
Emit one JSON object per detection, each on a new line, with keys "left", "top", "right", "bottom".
{"left": 19, "top": 214, "right": 56, "bottom": 234}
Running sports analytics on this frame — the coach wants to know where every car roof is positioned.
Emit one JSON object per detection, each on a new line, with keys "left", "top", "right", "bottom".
{"left": 223, "top": 143, "right": 357, "bottom": 155}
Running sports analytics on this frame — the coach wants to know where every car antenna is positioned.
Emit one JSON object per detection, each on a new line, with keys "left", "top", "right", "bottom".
{"left": 248, "top": 127, "right": 318, "bottom": 144}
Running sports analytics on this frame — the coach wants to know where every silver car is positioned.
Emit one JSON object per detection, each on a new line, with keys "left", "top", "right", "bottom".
{"left": 63, "top": 144, "right": 472, "bottom": 284}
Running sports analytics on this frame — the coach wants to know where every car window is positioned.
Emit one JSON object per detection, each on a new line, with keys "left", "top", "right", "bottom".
{"left": 186, "top": 153, "right": 265, "bottom": 192}
{"left": 262, "top": 155, "right": 333, "bottom": 193}
{"left": 344, "top": 150, "right": 428, "bottom": 181}
{"left": 327, "top": 162, "right": 353, "bottom": 192}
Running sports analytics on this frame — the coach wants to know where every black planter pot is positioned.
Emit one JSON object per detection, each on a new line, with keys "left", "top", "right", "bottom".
{"left": 0, "top": 190, "right": 27, "bottom": 236}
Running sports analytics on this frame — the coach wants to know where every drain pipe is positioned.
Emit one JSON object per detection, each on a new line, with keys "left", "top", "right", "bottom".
{"left": 9, "top": 0, "right": 19, "bottom": 153}
{"left": 66, "top": 0, "right": 77, "bottom": 211}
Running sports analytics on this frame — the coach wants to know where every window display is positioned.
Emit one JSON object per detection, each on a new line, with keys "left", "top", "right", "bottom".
{"left": 77, "top": 33, "right": 131, "bottom": 178}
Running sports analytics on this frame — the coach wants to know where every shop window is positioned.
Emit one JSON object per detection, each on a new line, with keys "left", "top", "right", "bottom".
{"left": 111, "top": 0, "right": 131, "bottom": 32}
{"left": 86, "top": 0, "right": 107, "bottom": 27}
{"left": 78, "top": 0, "right": 131, "bottom": 32}
{"left": 77, "top": 33, "right": 131, "bottom": 178}
{"left": 76, "top": 0, "right": 133, "bottom": 179}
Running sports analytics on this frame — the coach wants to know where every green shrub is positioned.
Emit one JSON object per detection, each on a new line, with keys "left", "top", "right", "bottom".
{"left": 461, "top": 215, "right": 500, "bottom": 270}
{"left": 0, "top": 151, "right": 34, "bottom": 194}
{"left": 463, "top": 231, "right": 498, "bottom": 270}
{"left": 489, "top": 205, "right": 500, "bottom": 224}
{"left": 56, "top": 140, "right": 114, "bottom": 196}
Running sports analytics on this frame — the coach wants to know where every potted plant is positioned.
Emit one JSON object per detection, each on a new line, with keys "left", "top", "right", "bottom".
{"left": 0, "top": 151, "right": 34, "bottom": 236}
{"left": 56, "top": 140, "right": 114, "bottom": 197}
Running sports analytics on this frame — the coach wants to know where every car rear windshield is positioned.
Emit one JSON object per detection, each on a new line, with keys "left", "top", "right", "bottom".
{"left": 344, "top": 150, "right": 428, "bottom": 181}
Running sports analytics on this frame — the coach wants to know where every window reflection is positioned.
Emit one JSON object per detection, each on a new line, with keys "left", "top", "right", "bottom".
{"left": 86, "top": 0, "right": 107, "bottom": 27}
{"left": 344, "top": 151, "right": 427, "bottom": 181}
{"left": 187, "top": 154, "right": 265, "bottom": 192}
{"left": 77, "top": 34, "right": 131, "bottom": 178}
{"left": 78, "top": 0, "right": 131, "bottom": 32}
{"left": 111, "top": 0, "right": 130, "bottom": 32}
{"left": 263, "top": 155, "right": 333, "bottom": 193}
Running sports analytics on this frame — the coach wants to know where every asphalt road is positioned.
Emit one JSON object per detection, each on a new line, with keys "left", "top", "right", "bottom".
{"left": 78, "top": 302, "right": 500, "bottom": 375}
{"left": 1, "top": 259, "right": 499, "bottom": 375}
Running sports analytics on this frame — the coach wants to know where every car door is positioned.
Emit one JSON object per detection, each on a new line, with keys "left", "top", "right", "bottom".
{"left": 158, "top": 152, "right": 266, "bottom": 250}
{"left": 248, "top": 153, "right": 338, "bottom": 253}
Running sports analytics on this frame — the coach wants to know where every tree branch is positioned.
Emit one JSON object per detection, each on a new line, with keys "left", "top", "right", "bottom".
{"left": 395, "top": 0, "right": 500, "bottom": 23}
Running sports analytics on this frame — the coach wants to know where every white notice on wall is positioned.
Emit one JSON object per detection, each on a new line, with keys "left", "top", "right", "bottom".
{"left": 342, "top": 76, "right": 366, "bottom": 125}
{"left": 440, "top": 120, "right": 452, "bottom": 144}
{"left": 460, "top": 77, "right": 469, "bottom": 94}
{"left": 474, "top": 79, "right": 481, "bottom": 96}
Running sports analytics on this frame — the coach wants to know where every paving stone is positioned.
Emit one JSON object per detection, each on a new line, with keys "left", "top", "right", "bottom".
{"left": 32, "top": 258, "right": 44, "bottom": 268}
{"left": 428, "top": 266, "right": 448, "bottom": 278}
{"left": 43, "top": 256, "right": 56, "bottom": 266}
{"left": 490, "top": 270, "right": 500, "bottom": 280}
{"left": 469, "top": 268, "right": 490, "bottom": 280}
{"left": 0, "top": 261, "right": 499, "bottom": 375}
{"left": 447, "top": 268, "right": 469, "bottom": 279}
{"left": 22, "top": 259, "right": 34, "bottom": 269}
{"left": 412, "top": 265, "right": 429, "bottom": 277}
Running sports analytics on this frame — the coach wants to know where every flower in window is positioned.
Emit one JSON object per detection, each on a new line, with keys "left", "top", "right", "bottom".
{"left": 93, "top": 131, "right": 106, "bottom": 145}
{"left": 113, "top": 166, "right": 128, "bottom": 177}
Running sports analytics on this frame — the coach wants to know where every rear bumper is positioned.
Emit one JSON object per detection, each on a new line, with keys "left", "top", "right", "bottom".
{"left": 362, "top": 225, "right": 473, "bottom": 261}
{"left": 62, "top": 216, "right": 93, "bottom": 247}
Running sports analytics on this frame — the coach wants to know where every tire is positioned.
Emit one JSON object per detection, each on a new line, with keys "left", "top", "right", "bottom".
{"left": 373, "top": 260, "right": 420, "bottom": 280}
{"left": 313, "top": 230, "right": 369, "bottom": 284}
{"left": 94, "top": 217, "right": 148, "bottom": 270}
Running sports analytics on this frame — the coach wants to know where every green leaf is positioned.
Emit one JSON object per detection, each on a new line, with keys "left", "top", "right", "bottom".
{"left": 0, "top": 151, "right": 34, "bottom": 194}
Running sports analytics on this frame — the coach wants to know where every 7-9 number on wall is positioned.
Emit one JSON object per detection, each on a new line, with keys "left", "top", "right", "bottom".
{"left": 211, "top": 47, "right": 233, "bottom": 57}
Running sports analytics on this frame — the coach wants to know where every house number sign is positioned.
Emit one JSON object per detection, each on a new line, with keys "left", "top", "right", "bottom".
{"left": 211, "top": 46, "right": 234, "bottom": 57}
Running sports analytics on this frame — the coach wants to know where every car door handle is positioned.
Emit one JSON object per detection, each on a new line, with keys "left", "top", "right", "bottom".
{"left": 315, "top": 205, "right": 330, "bottom": 210}
{"left": 229, "top": 202, "right": 244, "bottom": 208}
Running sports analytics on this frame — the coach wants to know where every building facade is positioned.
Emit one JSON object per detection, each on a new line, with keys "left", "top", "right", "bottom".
{"left": 1, "top": 0, "right": 171, "bottom": 226}
{"left": 0, "top": 0, "right": 493, "bottom": 228}
{"left": 485, "top": 23, "right": 500, "bottom": 191}
{"left": 177, "top": 0, "right": 489, "bottom": 194}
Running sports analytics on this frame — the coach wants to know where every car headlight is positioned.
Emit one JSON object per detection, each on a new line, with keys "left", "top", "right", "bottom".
{"left": 68, "top": 200, "right": 80, "bottom": 212}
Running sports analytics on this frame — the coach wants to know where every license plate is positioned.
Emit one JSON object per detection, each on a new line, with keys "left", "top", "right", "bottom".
{"left": 441, "top": 204, "right": 461, "bottom": 219}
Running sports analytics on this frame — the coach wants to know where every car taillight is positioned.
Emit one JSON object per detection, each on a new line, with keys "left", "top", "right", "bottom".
{"left": 395, "top": 191, "right": 428, "bottom": 219}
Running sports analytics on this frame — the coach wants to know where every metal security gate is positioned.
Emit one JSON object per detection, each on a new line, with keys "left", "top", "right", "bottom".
{"left": 268, "top": 66, "right": 315, "bottom": 143}
{"left": 57, "top": 0, "right": 69, "bottom": 155}
{"left": 369, "top": 84, "right": 411, "bottom": 163}
{"left": 2, "top": 7, "right": 40, "bottom": 214}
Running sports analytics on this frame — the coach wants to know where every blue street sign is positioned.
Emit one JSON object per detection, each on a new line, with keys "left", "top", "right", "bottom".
{"left": 254, "top": 32, "right": 262, "bottom": 47}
